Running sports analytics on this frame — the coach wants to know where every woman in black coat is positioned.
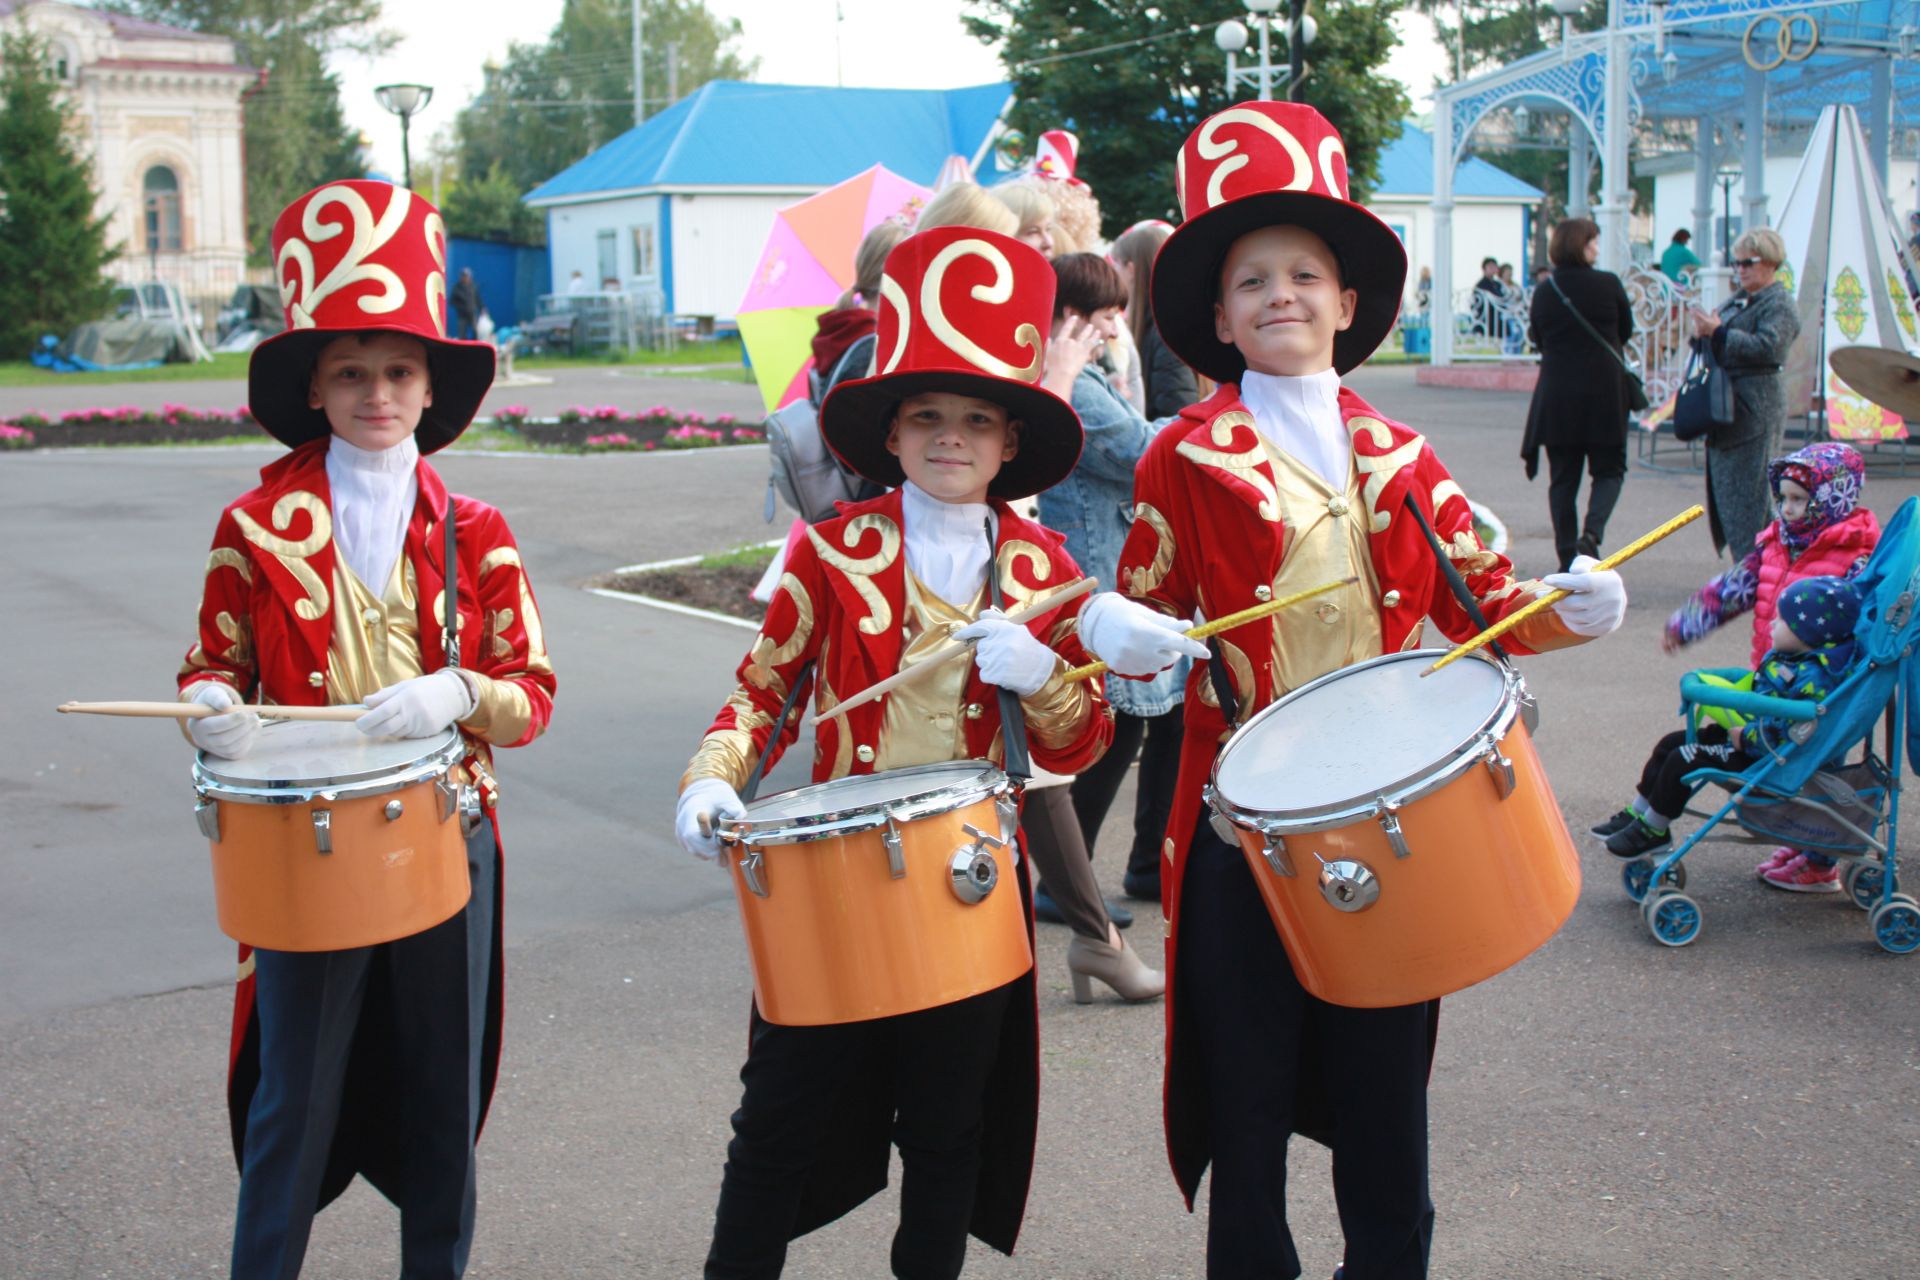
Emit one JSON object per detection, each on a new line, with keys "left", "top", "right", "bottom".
{"left": 1522, "top": 217, "right": 1635, "bottom": 571}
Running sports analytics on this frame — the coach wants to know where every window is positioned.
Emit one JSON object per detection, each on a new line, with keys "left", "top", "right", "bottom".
{"left": 596, "top": 229, "right": 618, "bottom": 289}
{"left": 143, "top": 165, "right": 183, "bottom": 253}
{"left": 630, "top": 223, "right": 656, "bottom": 279}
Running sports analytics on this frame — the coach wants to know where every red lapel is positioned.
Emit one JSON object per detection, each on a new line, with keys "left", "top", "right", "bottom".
{"left": 231, "top": 440, "right": 337, "bottom": 678}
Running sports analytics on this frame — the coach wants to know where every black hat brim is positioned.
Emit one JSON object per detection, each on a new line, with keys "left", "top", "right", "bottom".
{"left": 818, "top": 369, "right": 1084, "bottom": 501}
{"left": 247, "top": 327, "right": 496, "bottom": 454}
{"left": 1151, "top": 192, "right": 1408, "bottom": 382}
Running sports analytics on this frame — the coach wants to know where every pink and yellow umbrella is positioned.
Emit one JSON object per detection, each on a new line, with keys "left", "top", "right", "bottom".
{"left": 736, "top": 164, "right": 931, "bottom": 412}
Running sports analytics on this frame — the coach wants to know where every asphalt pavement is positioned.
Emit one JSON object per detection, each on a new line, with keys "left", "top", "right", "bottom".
{"left": 3, "top": 365, "right": 1916, "bottom": 1278}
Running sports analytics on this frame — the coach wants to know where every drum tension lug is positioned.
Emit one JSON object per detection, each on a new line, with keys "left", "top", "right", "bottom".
{"left": 883, "top": 814, "right": 907, "bottom": 879}
{"left": 194, "top": 794, "right": 221, "bottom": 843}
{"left": 736, "top": 847, "right": 769, "bottom": 898}
{"left": 312, "top": 808, "right": 333, "bottom": 855}
{"left": 1259, "top": 830, "right": 1295, "bottom": 878}
{"left": 1519, "top": 691, "right": 1540, "bottom": 733}
{"left": 1482, "top": 736, "right": 1516, "bottom": 800}
{"left": 1374, "top": 797, "right": 1411, "bottom": 859}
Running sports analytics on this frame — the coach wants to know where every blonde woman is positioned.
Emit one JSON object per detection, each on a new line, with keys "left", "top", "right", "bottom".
{"left": 916, "top": 182, "right": 1017, "bottom": 238}
{"left": 990, "top": 180, "right": 1059, "bottom": 256}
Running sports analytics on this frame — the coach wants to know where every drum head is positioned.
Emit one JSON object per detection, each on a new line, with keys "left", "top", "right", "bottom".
{"left": 1215, "top": 651, "right": 1510, "bottom": 817}
{"left": 736, "top": 760, "right": 1006, "bottom": 842}
{"left": 197, "top": 720, "right": 460, "bottom": 789}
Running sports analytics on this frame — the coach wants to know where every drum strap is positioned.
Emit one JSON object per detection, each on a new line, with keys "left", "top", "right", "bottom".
{"left": 1206, "top": 641, "right": 1243, "bottom": 732}
{"left": 984, "top": 517, "right": 1033, "bottom": 784}
{"left": 1400, "top": 492, "right": 1507, "bottom": 663}
{"left": 441, "top": 493, "right": 461, "bottom": 670}
{"left": 741, "top": 659, "right": 815, "bottom": 803}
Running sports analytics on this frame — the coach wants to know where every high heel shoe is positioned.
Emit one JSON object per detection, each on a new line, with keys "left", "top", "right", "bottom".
{"left": 1066, "top": 931, "right": 1165, "bottom": 1004}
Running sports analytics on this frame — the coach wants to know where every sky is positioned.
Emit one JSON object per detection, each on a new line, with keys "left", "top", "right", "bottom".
{"left": 333, "top": 0, "right": 1451, "bottom": 179}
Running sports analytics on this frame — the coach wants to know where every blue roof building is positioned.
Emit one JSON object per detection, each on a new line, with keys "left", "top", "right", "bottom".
{"left": 524, "top": 81, "right": 1014, "bottom": 317}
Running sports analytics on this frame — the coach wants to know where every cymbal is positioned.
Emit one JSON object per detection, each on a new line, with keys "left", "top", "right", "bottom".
{"left": 1830, "top": 345, "right": 1920, "bottom": 418}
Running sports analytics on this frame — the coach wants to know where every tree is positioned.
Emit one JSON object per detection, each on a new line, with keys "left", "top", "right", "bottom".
{"left": 99, "top": 0, "right": 384, "bottom": 262}
{"left": 963, "top": 0, "right": 1410, "bottom": 238}
{"left": 1410, "top": 0, "right": 1604, "bottom": 84}
{"left": 453, "top": 0, "right": 758, "bottom": 203}
{"left": 440, "top": 162, "right": 549, "bottom": 246}
{"left": 0, "top": 32, "right": 118, "bottom": 359}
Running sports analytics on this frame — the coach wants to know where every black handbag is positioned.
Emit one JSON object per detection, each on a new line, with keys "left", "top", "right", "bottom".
{"left": 1671, "top": 335, "right": 1735, "bottom": 442}
{"left": 1547, "top": 275, "right": 1649, "bottom": 412}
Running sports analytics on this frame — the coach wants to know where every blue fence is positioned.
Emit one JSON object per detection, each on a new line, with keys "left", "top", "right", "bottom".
{"left": 446, "top": 237, "right": 551, "bottom": 330}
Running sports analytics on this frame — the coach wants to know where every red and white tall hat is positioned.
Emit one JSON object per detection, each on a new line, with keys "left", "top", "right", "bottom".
{"left": 1152, "top": 101, "right": 1407, "bottom": 380}
{"left": 1033, "top": 129, "right": 1086, "bottom": 187}
{"left": 248, "top": 180, "right": 495, "bottom": 453}
{"left": 820, "top": 226, "right": 1083, "bottom": 501}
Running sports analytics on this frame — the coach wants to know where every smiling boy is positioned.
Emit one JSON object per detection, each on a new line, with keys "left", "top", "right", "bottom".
{"left": 178, "top": 180, "right": 554, "bottom": 1279}
{"left": 1069, "top": 103, "right": 1627, "bottom": 1278}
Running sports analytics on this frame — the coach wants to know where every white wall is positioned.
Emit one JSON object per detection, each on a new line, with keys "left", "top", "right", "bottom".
{"left": 1368, "top": 198, "right": 1535, "bottom": 311}
{"left": 545, "top": 192, "right": 667, "bottom": 298}
{"left": 668, "top": 193, "right": 797, "bottom": 318}
{"left": 1652, "top": 155, "right": 1920, "bottom": 265}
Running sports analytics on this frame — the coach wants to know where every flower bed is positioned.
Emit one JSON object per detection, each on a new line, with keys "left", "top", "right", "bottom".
{"left": 1, "top": 404, "right": 265, "bottom": 448}
{"left": 0, "top": 422, "right": 36, "bottom": 449}
{"left": 499, "top": 404, "right": 764, "bottom": 450}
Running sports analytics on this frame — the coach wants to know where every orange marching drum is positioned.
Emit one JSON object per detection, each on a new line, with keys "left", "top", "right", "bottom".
{"left": 193, "top": 720, "right": 483, "bottom": 951}
{"left": 720, "top": 761, "right": 1034, "bottom": 1026}
{"left": 1204, "top": 650, "right": 1580, "bottom": 1008}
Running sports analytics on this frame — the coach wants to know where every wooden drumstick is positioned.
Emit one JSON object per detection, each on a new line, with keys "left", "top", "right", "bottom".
{"left": 808, "top": 576, "right": 1096, "bottom": 727}
{"left": 1059, "top": 576, "right": 1357, "bottom": 683}
{"left": 1420, "top": 504, "right": 1705, "bottom": 677}
{"left": 57, "top": 700, "right": 368, "bottom": 722}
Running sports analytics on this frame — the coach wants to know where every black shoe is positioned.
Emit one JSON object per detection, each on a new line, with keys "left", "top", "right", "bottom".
{"left": 1605, "top": 819, "right": 1672, "bottom": 860}
{"left": 1105, "top": 898, "right": 1134, "bottom": 930}
{"left": 1032, "top": 882, "right": 1065, "bottom": 925}
{"left": 1122, "top": 869, "right": 1162, "bottom": 901}
{"left": 1576, "top": 532, "right": 1601, "bottom": 560}
{"left": 1590, "top": 808, "right": 1639, "bottom": 840}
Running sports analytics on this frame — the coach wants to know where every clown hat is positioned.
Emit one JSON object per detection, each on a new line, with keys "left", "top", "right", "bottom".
{"left": 1151, "top": 101, "right": 1407, "bottom": 381}
{"left": 248, "top": 180, "right": 495, "bottom": 453}
{"left": 819, "top": 226, "right": 1083, "bottom": 500}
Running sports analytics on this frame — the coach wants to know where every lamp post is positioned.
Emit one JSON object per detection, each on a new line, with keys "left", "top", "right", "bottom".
{"left": 374, "top": 83, "right": 433, "bottom": 189}
{"left": 1548, "top": 0, "right": 1583, "bottom": 61}
{"left": 1215, "top": 0, "right": 1314, "bottom": 101}
{"left": 1716, "top": 167, "right": 1740, "bottom": 264}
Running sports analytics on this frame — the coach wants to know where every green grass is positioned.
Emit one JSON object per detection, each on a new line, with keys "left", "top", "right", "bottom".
{"left": 513, "top": 337, "right": 744, "bottom": 371}
{"left": 1363, "top": 349, "right": 1431, "bottom": 366}
{"left": 633, "top": 365, "right": 759, "bottom": 385}
{"left": 697, "top": 542, "right": 781, "bottom": 572}
{"left": 0, "top": 352, "right": 251, "bottom": 387}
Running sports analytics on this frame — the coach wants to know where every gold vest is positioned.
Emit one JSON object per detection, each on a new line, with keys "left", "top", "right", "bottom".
{"left": 1257, "top": 436, "right": 1386, "bottom": 698}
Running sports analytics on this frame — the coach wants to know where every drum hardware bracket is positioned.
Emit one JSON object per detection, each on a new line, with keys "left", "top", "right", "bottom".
{"left": 1519, "top": 690, "right": 1540, "bottom": 733}
{"left": 883, "top": 814, "right": 908, "bottom": 879}
{"left": 194, "top": 794, "right": 221, "bottom": 842}
{"left": 384, "top": 799, "right": 405, "bottom": 821}
{"left": 1315, "top": 853, "right": 1381, "bottom": 912}
{"left": 1480, "top": 736, "right": 1516, "bottom": 800}
{"left": 1374, "top": 797, "right": 1412, "bottom": 859}
{"left": 437, "top": 779, "right": 484, "bottom": 836}
{"left": 735, "top": 846, "right": 770, "bottom": 898}
{"left": 1259, "top": 829, "right": 1295, "bottom": 878}
{"left": 312, "top": 807, "right": 333, "bottom": 855}
{"left": 951, "top": 824, "right": 1005, "bottom": 903}
{"left": 995, "top": 793, "right": 1018, "bottom": 859}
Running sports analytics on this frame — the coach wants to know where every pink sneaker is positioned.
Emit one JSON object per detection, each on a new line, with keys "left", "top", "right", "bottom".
{"left": 1761, "top": 853, "right": 1841, "bottom": 893}
{"left": 1754, "top": 847, "right": 1798, "bottom": 878}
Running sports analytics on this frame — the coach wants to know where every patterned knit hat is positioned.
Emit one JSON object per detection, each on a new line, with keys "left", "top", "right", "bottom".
{"left": 1778, "top": 576, "right": 1862, "bottom": 648}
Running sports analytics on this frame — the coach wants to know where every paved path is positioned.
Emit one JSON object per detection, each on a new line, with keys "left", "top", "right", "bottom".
{"left": 3, "top": 366, "right": 1916, "bottom": 1278}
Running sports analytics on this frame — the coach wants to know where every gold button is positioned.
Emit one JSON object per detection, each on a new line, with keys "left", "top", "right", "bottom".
{"left": 1253, "top": 585, "right": 1273, "bottom": 602}
{"left": 308, "top": 671, "right": 325, "bottom": 687}
{"left": 855, "top": 744, "right": 875, "bottom": 764}
{"left": 964, "top": 702, "right": 984, "bottom": 720}
{"left": 1328, "top": 496, "right": 1349, "bottom": 516}
{"left": 1383, "top": 589, "right": 1402, "bottom": 608}
{"left": 1316, "top": 603, "right": 1341, "bottom": 624}
{"left": 362, "top": 606, "right": 382, "bottom": 624}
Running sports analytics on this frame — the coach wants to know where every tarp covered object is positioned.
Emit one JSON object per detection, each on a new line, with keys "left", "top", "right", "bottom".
{"left": 59, "top": 318, "right": 193, "bottom": 369}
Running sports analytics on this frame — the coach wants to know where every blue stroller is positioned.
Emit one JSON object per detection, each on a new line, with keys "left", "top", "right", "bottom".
{"left": 1621, "top": 495, "right": 1920, "bottom": 953}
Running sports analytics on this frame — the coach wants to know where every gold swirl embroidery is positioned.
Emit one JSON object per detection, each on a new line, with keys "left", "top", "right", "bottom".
{"left": 206, "top": 547, "right": 252, "bottom": 585}
{"left": 233, "top": 492, "right": 331, "bottom": 621}
{"left": 993, "top": 540, "right": 1052, "bottom": 612}
{"left": 277, "top": 183, "right": 410, "bottom": 328}
{"left": 1351, "top": 419, "right": 1423, "bottom": 533}
{"left": 922, "top": 238, "right": 1043, "bottom": 381}
{"left": 1443, "top": 529, "right": 1499, "bottom": 576}
{"left": 815, "top": 656, "right": 855, "bottom": 779}
{"left": 489, "top": 607, "right": 515, "bottom": 660}
{"left": 808, "top": 514, "right": 900, "bottom": 636}
{"left": 745, "top": 573, "right": 815, "bottom": 695}
{"left": 216, "top": 611, "right": 253, "bottom": 667}
{"left": 878, "top": 273, "right": 911, "bottom": 374}
{"left": 1197, "top": 635, "right": 1255, "bottom": 725}
{"left": 1197, "top": 108, "right": 1312, "bottom": 209}
{"left": 1123, "top": 503, "right": 1177, "bottom": 599}
{"left": 479, "top": 546, "right": 550, "bottom": 675}
{"left": 423, "top": 210, "right": 447, "bottom": 336}
{"left": 1176, "top": 412, "right": 1278, "bottom": 521}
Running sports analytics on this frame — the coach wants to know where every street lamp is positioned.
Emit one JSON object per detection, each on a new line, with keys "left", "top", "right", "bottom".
{"left": 374, "top": 82, "right": 433, "bottom": 189}
{"left": 1716, "top": 166, "right": 1740, "bottom": 265}
{"left": 1215, "top": 0, "right": 1313, "bottom": 102}
{"left": 1547, "top": 0, "right": 1583, "bottom": 60}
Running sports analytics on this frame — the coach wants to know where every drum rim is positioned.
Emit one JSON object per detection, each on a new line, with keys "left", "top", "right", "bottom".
{"left": 725, "top": 759, "right": 1012, "bottom": 847}
{"left": 1208, "top": 649, "right": 1524, "bottom": 832}
{"left": 192, "top": 727, "right": 465, "bottom": 804}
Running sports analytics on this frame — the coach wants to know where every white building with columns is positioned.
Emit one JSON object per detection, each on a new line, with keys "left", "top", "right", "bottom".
{"left": 1, "top": 0, "right": 254, "bottom": 305}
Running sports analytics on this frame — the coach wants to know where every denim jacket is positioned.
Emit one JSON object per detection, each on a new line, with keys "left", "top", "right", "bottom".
{"left": 1038, "top": 365, "right": 1188, "bottom": 716}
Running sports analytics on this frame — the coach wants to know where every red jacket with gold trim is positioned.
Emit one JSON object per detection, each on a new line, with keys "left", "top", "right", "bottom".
{"left": 1116, "top": 383, "right": 1578, "bottom": 1205}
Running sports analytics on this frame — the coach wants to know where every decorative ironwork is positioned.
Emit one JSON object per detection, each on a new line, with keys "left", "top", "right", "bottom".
{"left": 1448, "top": 284, "right": 1537, "bottom": 362}
{"left": 1622, "top": 265, "right": 1701, "bottom": 407}
{"left": 1446, "top": 46, "right": 1619, "bottom": 161}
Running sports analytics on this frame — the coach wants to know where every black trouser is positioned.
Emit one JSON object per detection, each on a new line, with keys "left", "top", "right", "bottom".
{"left": 231, "top": 817, "right": 495, "bottom": 1280}
{"left": 1637, "top": 726, "right": 1756, "bottom": 820}
{"left": 1180, "top": 828, "right": 1433, "bottom": 1280}
{"left": 1069, "top": 706, "right": 1185, "bottom": 881}
{"left": 705, "top": 980, "right": 1016, "bottom": 1280}
{"left": 1545, "top": 443, "right": 1627, "bottom": 572}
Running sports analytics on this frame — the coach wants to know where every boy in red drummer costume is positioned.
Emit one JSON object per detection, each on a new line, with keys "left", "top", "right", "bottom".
{"left": 674, "top": 225, "right": 1113, "bottom": 1278}
{"left": 177, "top": 180, "right": 555, "bottom": 1278}
{"left": 1071, "top": 103, "right": 1628, "bottom": 1278}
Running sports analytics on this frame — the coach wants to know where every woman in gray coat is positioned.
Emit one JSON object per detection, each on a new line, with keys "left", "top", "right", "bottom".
{"left": 1692, "top": 227, "right": 1803, "bottom": 555}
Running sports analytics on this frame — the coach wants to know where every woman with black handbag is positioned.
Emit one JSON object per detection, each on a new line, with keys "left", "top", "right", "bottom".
{"left": 1522, "top": 217, "right": 1637, "bottom": 571}
{"left": 1690, "top": 227, "right": 1802, "bottom": 557}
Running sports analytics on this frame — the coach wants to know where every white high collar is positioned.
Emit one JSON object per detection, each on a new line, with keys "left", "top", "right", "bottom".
{"left": 325, "top": 433, "right": 419, "bottom": 591}
{"left": 1239, "top": 367, "right": 1349, "bottom": 488}
{"left": 899, "top": 481, "right": 994, "bottom": 608}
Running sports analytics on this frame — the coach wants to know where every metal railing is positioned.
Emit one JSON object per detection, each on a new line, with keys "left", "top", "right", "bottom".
{"left": 1449, "top": 284, "right": 1537, "bottom": 361}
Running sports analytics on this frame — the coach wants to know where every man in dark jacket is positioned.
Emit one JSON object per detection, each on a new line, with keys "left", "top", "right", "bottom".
{"left": 451, "top": 269, "right": 482, "bottom": 341}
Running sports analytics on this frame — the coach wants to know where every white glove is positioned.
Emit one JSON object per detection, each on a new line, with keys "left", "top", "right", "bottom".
{"left": 1077, "top": 592, "right": 1210, "bottom": 677}
{"left": 955, "top": 610, "right": 1060, "bottom": 697}
{"left": 676, "top": 777, "right": 746, "bottom": 863}
{"left": 1542, "top": 555, "right": 1627, "bottom": 638}
{"left": 185, "top": 681, "right": 261, "bottom": 758}
{"left": 355, "top": 669, "right": 476, "bottom": 739}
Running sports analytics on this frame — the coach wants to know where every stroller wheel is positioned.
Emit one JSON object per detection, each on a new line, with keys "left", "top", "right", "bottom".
{"left": 1623, "top": 857, "right": 1686, "bottom": 904}
{"left": 1868, "top": 894, "right": 1920, "bottom": 954}
{"left": 1643, "top": 891, "right": 1703, "bottom": 947}
{"left": 1843, "top": 861, "right": 1885, "bottom": 913}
